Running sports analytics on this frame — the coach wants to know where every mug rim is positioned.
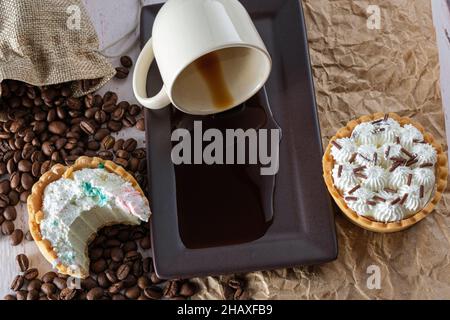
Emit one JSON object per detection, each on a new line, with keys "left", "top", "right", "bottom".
{"left": 167, "top": 43, "right": 272, "bottom": 115}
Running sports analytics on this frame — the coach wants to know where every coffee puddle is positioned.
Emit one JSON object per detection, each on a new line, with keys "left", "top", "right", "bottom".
{"left": 193, "top": 51, "right": 234, "bottom": 109}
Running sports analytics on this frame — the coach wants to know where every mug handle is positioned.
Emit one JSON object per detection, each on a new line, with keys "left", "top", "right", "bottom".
{"left": 132, "top": 38, "right": 171, "bottom": 110}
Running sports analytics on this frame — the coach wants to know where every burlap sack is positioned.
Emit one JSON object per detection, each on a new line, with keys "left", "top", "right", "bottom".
{"left": 0, "top": 0, "right": 116, "bottom": 97}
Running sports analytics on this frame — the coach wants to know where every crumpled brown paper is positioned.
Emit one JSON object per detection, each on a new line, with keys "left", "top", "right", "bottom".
{"left": 0, "top": 0, "right": 115, "bottom": 96}
{"left": 194, "top": 0, "right": 450, "bottom": 300}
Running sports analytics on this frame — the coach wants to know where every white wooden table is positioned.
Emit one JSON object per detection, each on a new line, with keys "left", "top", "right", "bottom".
{"left": 0, "top": 0, "right": 163, "bottom": 297}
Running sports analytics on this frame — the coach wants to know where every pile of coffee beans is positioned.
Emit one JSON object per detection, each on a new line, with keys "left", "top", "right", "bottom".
{"left": 4, "top": 224, "right": 198, "bottom": 300}
{"left": 0, "top": 78, "right": 147, "bottom": 247}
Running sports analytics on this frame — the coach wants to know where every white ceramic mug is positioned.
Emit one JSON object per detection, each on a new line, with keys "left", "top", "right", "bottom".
{"left": 133, "top": 0, "right": 272, "bottom": 115}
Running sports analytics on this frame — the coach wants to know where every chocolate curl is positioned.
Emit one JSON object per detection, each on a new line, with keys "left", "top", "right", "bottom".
{"left": 399, "top": 193, "right": 408, "bottom": 205}
{"left": 420, "top": 163, "right": 434, "bottom": 168}
{"left": 389, "top": 162, "right": 402, "bottom": 172}
{"left": 348, "top": 185, "right": 361, "bottom": 195}
{"left": 420, "top": 185, "right": 424, "bottom": 198}
{"left": 396, "top": 137, "right": 401, "bottom": 144}
{"left": 384, "top": 114, "right": 389, "bottom": 121}
{"left": 391, "top": 197, "right": 401, "bottom": 205}
{"left": 407, "top": 174, "right": 413, "bottom": 186}
{"left": 374, "top": 152, "right": 378, "bottom": 165}
{"left": 406, "top": 158, "right": 418, "bottom": 167}
{"left": 385, "top": 146, "right": 391, "bottom": 158}
{"left": 367, "top": 201, "right": 377, "bottom": 206}
{"left": 358, "top": 154, "right": 371, "bottom": 162}
{"left": 353, "top": 166, "right": 366, "bottom": 173}
{"left": 349, "top": 153, "right": 357, "bottom": 163}
{"left": 372, "top": 119, "right": 383, "bottom": 125}
{"left": 355, "top": 173, "right": 368, "bottom": 179}
{"left": 401, "top": 147, "right": 414, "bottom": 159}
{"left": 345, "top": 196, "right": 358, "bottom": 201}
{"left": 338, "top": 165, "right": 343, "bottom": 178}
{"left": 373, "top": 196, "right": 386, "bottom": 202}
{"left": 331, "top": 140, "right": 342, "bottom": 150}
{"left": 384, "top": 188, "right": 397, "bottom": 193}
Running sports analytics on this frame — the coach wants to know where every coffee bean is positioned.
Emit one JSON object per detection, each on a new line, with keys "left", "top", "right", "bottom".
{"left": 115, "top": 67, "right": 129, "bottom": 79}
{"left": 10, "top": 275, "right": 24, "bottom": 291}
{"left": 18, "top": 159, "right": 32, "bottom": 172}
{"left": 102, "top": 102, "right": 117, "bottom": 113}
{"left": 21, "top": 172, "right": 34, "bottom": 190}
{"left": 16, "top": 290, "right": 27, "bottom": 300}
{"left": 27, "top": 279, "right": 42, "bottom": 291}
{"left": 87, "top": 287, "right": 104, "bottom": 300}
{"left": 23, "top": 268, "right": 39, "bottom": 280}
{"left": 98, "top": 150, "right": 113, "bottom": 161}
{"left": 122, "top": 240, "right": 137, "bottom": 252}
{"left": 128, "top": 104, "right": 141, "bottom": 117}
{"left": 116, "top": 264, "right": 131, "bottom": 281}
{"left": 95, "top": 110, "right": 107, "bottom": 123}
{"left": 163, "top": 280, "right": 179, "bottom": 298}
{"left": 3, "top": 206, "right": 16, "bottom": 221}
{"left": 120, "top": 56, "right": 133, "bottom": 68}
{"left": 31, "top": 162, "right": 41, "bottom": 178}
{"left": 103, "top": 91, "right": 118, "bottom": 105}
{"left": 9, "top": 172, "right": 20, "bottom": 191}
{"left": 108, "top": 282, "right": 124, "bottom": 295}
{"left": 27, "top": 289, "right": 39, "bottom": 300}
{"left": 105, "top": 269, "right": 118, "bottom": 284}
{"left": 179, "top": 282, "right": 196, "bottom": 297}
{"left": 124, "top": 250, "right": 141, "bottom": 262}
{"left": 25, "top": 230, "right": 33, "bottom": 241}
{"left": 123, "top": 138, "right": 137, "bottom": 152}
{"left": 60, "top": 288, "right": 77, "bottom": 300}
{"left": 42, "top": 271, "right": 57, "bottom": 283}
{"left": 0, "top": 215, "right": 4, "bottom": 225}
{"left": 6, "top": 158, "right": 16, "bottom": 174}
{"left": 67, "top": 97, "right": 82, "bottom": 110}
{"left": 3, "top": 294, "right": 16, "bottom": 300}
{"left": 142, "top": 257, "right": 152, "bottom": 274}
{"left": 150, "top": 272, "right": 163, "bottom": 284}
{"left": 53, "top": 277, "right": 67, "bottom": 290}
{"left": 80, "top": 120, "right": 96, "bottom": 135}
{"left": 2, "top": 220, "right": 14, "bottom": 235}
{"left": 144, "top": 286, "right": 163, "bottom": 300}
{"left": 89, "top": 247, "right": 103, "bottom": 261}
{"left": 41, "top": 282, "right": 56, "bottom": 295}
{"left": 48, "top": 121, "right": 67, "bottom": 135}
{"left": 112, "top": 106, "right": 125, "bottom": 121}
{"left": 128, "top": 157, "right": 139, "bottom": 172}
{"left": 97, "top": 272, "right": 111, "bottom": 289}
{"left": 122, "top": 274, "right": 137, "bottom": 288}
{"left": 20, "top": 191, "right": 31, "bottom": 203}
{"left": 140, "top": 236, "right": 151, "bottom": 250}
{"left": 112, "top": 294, "right": 126, "bottom": 300}
{"left": 42, "top": 141, "right": 55, "bottom": 157}
{"left": 125, "top": 286, "right": 141, "bottom": 299}
{"left": 16, "top": 253, "right": 29, "bottom": 272}
{"left": 0, "top": 180, "right": 11, "bottom": 194}
{"left": 111, "top": 247, "right": 124, "bottom": 262}
{"left": 132, "top": 148, "right": 146, "bottom": 159}
{"left": 0, "top": 163, "right": 6, "bottom": 175}
{"left": 122, "top": 115, "right": 137, "bottom": 127}
{"left": 101, "top": 135, "right": 115, "bottom": 150}
{"left": 81, "top": 277, "right": 97, "bottom": 291}
{"left": 91, "top": 258, "right": 107, "bottom": 273}
{"left": 137, "top": 276, "right": 151, "bottom": 290}
{"left": 94, "top": 128, "right": 110, "bottom": 141}
{"left": 136, "top": 118, "right": 146, "bottom": 131}
{"left": 115, "top": 158, "right": 128, "bottom": 168}
{"left": 116, "top": 149, "right": 130, "bottom": 160}
{"left": 107, "top": 120, "right": 122, "bottom": 132}
{"left": 87, "top": 140, "right": 100, "bottom": 151}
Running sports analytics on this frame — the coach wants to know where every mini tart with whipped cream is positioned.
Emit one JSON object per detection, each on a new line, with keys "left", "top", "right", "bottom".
{"left": 323, "top": 113, "right": 447, "bottom": 233}
{"left": 27, "top": 156, "right": 152, "bottom": 278}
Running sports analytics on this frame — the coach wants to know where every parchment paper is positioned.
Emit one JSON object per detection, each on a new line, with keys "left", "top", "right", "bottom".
{"left": 194, "top": 0, "right": 450, "bottom": 300}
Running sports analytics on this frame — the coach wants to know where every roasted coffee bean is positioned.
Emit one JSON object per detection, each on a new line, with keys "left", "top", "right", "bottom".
{"left": 116, "top": 149, "right": 130, "bottom": 160}
{"left": 124, "top": 250, "right": 141, "bottom": 263}
{"left": 122, "top": 240, "right": 137, "bottom": 252}
{"left": 115, "top": 67, "right": 129, "bottom": 79}
{"left": 128, "top": 157, "right": 139, "bottom": 172}
{"left": 112, "top": 106, "right": 125, "bottom": 121}
{"left": 132, "top": 260, "right": 143, "bottom": 277}
{"left": 24, "top": 268, "right": 39, "bottom": 280}
{"left": 120, "top": 56, "right": 133, "bottom": 68}
{"left": 56, "top": 105, "right": 67, "bottom": 119}
{"left": 80, "top": 120, "right": 96, "bottom": 135}
{"left": 22, "top": 144, "right": 34, "bottom": 159}
{"left": 87, "top": 287, "right": 104, "bottom": 300}
{"left": 3, "top": 294, "right": 16, "bottom": 300}
{"left": 21, "top": 172, "right": 34, "bottom": 190}
{"left": 9, "top": 172, "right": 20, "bottom": 190}
{"left": 84, "top": 107, "right": 97, "bottom": 119}
{"left": 27, "top": 279, "right": 42, "bottom": 291}
{"left": 98, "top": 150, "right": 113, "bottom": 160}
{"left": 91, "top": 258, "right": 107, "bottom": 273}
{"left": 111, "top": 247, "right": 124, "bottom": 262}
{"left": 112, "top": 294, "right": 126, "bottom": 300}
{"left": 89, "top": 247, "right": 103, "bottom": 261}
{"left": 122, "top": 274, "right": 137, "bottom": 288}
{"left": 87, "top": 140, "right": 100, "bottom": 151}
{"left": 94, "top": 128, "right": 110, "bottom": 141}
{"left": 31, "top": 150, "right": 45, "bottom": 163}
{"left": 97, "top": 272, "right": 111, "bottom": 289}
{"left": 122, "top": 115, "right": 137, "bottom": 127}
{"left": 27, "top": 289, "right": 39, "bottom": 300}
{"left": 115, "top": 158, "right": 128, "bottom": 168}
{"left": 81, "top": 277, "right": 97, "bottom": 291}
{"left": 16, "top": 253, "right": 29, "bottom": 272}
{"left": 0, "top": 180, "right": 11, "bottom": 194}
{"left": 123, "top": 138, "right": 137, "bottom": 152}
{"left": 0, "top": 162, "right": 6, "bottom": 175}
{"left": 6, "top": 158, "right": 16, "bottom": 174}
{"left": 137, "top": 276, "right": 151, "bottom": 290}
{"left": 108, "top": 282, "right": 124, "bottom": 295}
{"left": 144, "top": 286, "right": 163, "bottom": 300}
{"left": 53, "top": 277, "right": 67, "bottom": 290}
{"left": 10, "top": 275, "right": 24, "bottom": 291}
{"left": 47, "top": 108, "right": 57, "bottom": 122}
{"left": 55, "top": 137, "right": 67, "bottom": 150}
{"left": 179, "top": 282, "right": 196, "bottom": 297}
{"left": 25, "top": 230, "right": 33, "bottom": 241}
{"left": 18, "top": 159, "right": 32, "bottom": 172}
{"left": 20, "top": 191, "right": 31, "bottom": 203}
{"left": 42, "top": 271, "right": 57, "bottom": 283}
{"left": 116, "top": 264, "right": 131, "bottom": 281}
{"left": 42, "top": 141, "right": 55, "bottom": 157}
{"left": 163, "top": 280, "right": 179, "bottom": 298}
{"left": 103, "top": 91, "right": 118, "bottom": 105}
{"left": 94, "top": 110, "right": 107, "bottom": 123}
{"left": 150, "top": 272, "right": 163, "bottom": 284}
{"left": 31, "top": 162, "right": 41, "bottom": 178}
{"left": 105, "top": 269, "right": 118, "bottom": 284}
{"left": 4, "top": 206, "right": 17, "bottom": 221}
{"left": 46, "top": 293, "right": 59, "bottom": 300}
{"left": 113, "top": 139, "right": 124, "bottom": 152}
{"left": 41, "top": 282, "right": 56, "bottom": 295}
{"left": 101, "top": 135, "right": 115, "bottom": 150}
{"left": 16, "top": 290, "right": 27, "bottom": 301}
{"left": 0, "top": 215, "right": 4, "bottom": 225}
{"left": 67, "top": 97, "right": 82, "bottom": 110}
{"left": 107, "top": 120, "right": 122, "bottom": 132}
{"left": 139, "top": 236, "right": 151, "bottom": 250}
{"left": 125, "top": 286, "right": 141, "bottom": 300}
{"left": 48, "top": 121, "right": 67, "bottom": 135}
{"left": 60, "top": 288, "right": 77, "bottom": 300}
{"left": 128, "top": 104, "right": 141, "bottom": 117}
{"left": 142, "top": 257, "right": 152, "bottom": 274}
{"left": 132, "top": 148, "right": 146, "bottom": 159}
{"left": 2, "top": 220, "right": 14, "bottom": 235}
{"left": 102, "top": 102, "right": 117, "bottom": 113}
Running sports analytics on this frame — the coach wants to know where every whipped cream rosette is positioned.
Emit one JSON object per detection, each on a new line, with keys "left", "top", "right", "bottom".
{"left": 28, "top": 157, "right": 152, "bottom": 278}
{"left": 323, "top": 113, "right": 448, "bottom": 233}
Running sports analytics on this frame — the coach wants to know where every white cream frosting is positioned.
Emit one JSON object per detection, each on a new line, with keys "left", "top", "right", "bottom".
{"left": 330, "top": 116, "right": 437, "bottom": 223}
{"left": 331, "top": 137, "right": 357, "bottom": 163}
{"left": 41, "top": 168, "right": 151, "bottom": 271}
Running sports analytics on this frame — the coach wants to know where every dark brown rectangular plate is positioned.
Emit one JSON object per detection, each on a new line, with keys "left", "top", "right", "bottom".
{"left": 142, "top": 0, "right": 337, "bottom": 279}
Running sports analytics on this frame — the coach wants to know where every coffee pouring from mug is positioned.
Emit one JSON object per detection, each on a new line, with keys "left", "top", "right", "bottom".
{"left": 133, "top": 0, "right": 272, "bottom": 115}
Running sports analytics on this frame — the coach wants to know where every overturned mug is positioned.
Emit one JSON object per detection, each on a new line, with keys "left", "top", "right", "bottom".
{"left": 133, "top": 0, "right": 272, "bottom": 115}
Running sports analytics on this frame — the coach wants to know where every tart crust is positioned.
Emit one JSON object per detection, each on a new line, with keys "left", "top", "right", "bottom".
{"left": 27, "top": 156, "right": 148, "bottom": 278}
{"left": 322, "top": 112, "right": 448, "bottom": 233}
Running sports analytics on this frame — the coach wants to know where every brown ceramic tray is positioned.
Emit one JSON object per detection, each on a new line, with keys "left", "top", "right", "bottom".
{"left": 142, "top": 0, "right": 337, "bottom": 279}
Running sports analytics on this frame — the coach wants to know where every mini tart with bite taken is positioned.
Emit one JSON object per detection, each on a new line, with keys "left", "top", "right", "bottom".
{"left": 323, "top": 113, "right": 448, "bottom": 233}
{"left": 27, "top": 156, "right": 152, "bottom": 278}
